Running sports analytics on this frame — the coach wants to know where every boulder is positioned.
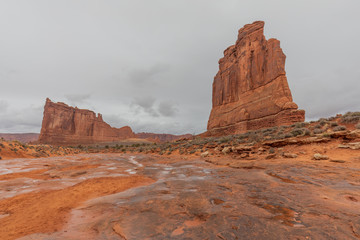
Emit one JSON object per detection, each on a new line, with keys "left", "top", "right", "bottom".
{"left": 313, "top": 153, "right": 329, "bottom": 160}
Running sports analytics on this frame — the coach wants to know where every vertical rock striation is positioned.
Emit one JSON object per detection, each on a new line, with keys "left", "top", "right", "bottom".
{"left": 207, "top": 21, "right": 305, "bottom": 136}
{"left": 39, "top": 98, "right": 135, "bottom": 145}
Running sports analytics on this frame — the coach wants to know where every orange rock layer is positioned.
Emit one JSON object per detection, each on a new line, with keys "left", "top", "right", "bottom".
{"left": 39, "top": 98, "right": 135, "bottom": 145}
{"left": 207, "top": 21, "right": 304, "bottom": 135}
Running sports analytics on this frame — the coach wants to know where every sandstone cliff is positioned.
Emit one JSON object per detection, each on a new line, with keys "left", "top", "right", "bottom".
{"left": 207, "top": 21, "right": 305, "bottom": 136}
{"left": 39, "top": 98, "right": 135, "bottom": 145}
{"left": 39, "top": 99, "right": 192, "bottom": 145}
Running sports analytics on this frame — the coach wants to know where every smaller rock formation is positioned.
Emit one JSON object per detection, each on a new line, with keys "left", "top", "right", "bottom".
{"left": 39, "top": 98, "right": 135, "bottom": 145}
{"left": 0, "top": 133, "right": 39, "bottom": 143}
{"left": 206, "top": 21, "right": 305, "bottom": 136}
{"left": 38, "top": 98, "right": 192, "bottom": 145}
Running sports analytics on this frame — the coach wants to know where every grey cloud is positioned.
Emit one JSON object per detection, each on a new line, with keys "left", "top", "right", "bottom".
{"left": 129, "top": 64, "right": 170, "bottom": 86}
{"left": 131, "top": 96, "right": 159, "bottom": 117}
{"left": 65, "top": 93, "right": 91, "bottom": 106}
{"left": 0, "top": 104, "right": 42, "bottom": 133}
{"left": 158, "top": 101, "right": 178, "bottom": 117}
{"left": 0, "top": 0, "right": 359, "bottom": 134}
{"left": 102, "top": 114, "right": 130, "bottom": 128}
{"left": 0, "top": 100, "right": 8, "bottom": 112}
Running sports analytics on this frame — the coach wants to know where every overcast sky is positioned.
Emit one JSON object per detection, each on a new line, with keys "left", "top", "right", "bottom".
{"left": 0, "top": 0, "right": 359, "bottom": 134}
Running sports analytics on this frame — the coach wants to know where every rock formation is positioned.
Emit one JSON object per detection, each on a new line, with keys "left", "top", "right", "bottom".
{"left": 39, "top": 98, "right": 135, "bottom": 145}
{"left": 207, "top": 21, "right": 305, "bottom": 136}
{"left": 39, "top": 98, "right": 192, "bottom": 145}
{"left": 0, "top": 133, "right": 39, "bottom": 143}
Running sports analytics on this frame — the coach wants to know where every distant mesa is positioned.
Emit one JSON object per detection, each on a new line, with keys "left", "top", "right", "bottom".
{"left": 206, "top": 21, "right": 305, "bottom": 136}
{"left": 39, "top": 98, "right": 190, "bottom": 145}
{"left": 136, "top": 132, "right": 192, "bottom": 143}
{"left": 0, "top": 133, "right": 39, "bottom": 143}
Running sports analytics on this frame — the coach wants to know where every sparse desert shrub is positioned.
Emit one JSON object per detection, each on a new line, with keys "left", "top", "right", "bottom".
{"left": 290, "top": 129, "right": 304, "bottom": 137}
{"left": 293, "top": 122, "right": 306, "bottom": 129}
{"left": 274, "top": 133, "right": 286, "bottom": 140}
{"left": 341, "top": 112, "right": 360, "bottom": 123}
{"left": 269, "top": 147, "right": 275, "bottom": 154}
{"left": 333, "top": 125, "right": 346, "bottom": 132}
{"left": 284, "top": 133, "right": 293, "bottom": 138}
{"left": 248, "top": 134, "right": 263, "bottom": 143}
{"left": 217, "top": 136, "right": 233, "bottom": 144}
{"left": 302, "top": 128, "right": 311, "bottom": 136}
{"left": 0, "top": 143, "right": 4, "bottom": 148}
{"left": 313, "top": 128, "right": 324, "bottom": 134}
{"left": 356, "top": 123, "right": 360, "bottom": 129}
{"left": 314, "top": 124, "right": 322, "bottom": 129}
{"left": 319, "top": 119, "right": 328, "bottom": 126}
{"left": 330, "top": 122, "right": 338, "bottom": 127}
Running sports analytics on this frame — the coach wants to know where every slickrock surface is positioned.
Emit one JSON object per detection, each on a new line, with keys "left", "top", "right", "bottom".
{"left": 207, "top": 21, "right": 304, "bottom": 136}
{"left": 39, "top": 98, "right": 135, "bottom": 145}
{"left": 0, "top": 147, "right": 359, "bottom": 239}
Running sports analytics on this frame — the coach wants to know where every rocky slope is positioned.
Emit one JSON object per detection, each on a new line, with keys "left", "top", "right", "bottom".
{"left": 207, "top": 21, "right": 304, "bottom": 136}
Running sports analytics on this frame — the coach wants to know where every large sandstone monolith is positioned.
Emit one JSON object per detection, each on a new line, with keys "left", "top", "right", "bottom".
{"left": 39, "top": 98, "right": 135, "bottom": 145}
{"left": 206, "top": 21, "right": 305, "bottom": 136}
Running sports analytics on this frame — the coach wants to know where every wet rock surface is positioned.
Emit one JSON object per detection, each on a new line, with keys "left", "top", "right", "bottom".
{"left": 1, "top": 153, "right": 360, "bottom": 239}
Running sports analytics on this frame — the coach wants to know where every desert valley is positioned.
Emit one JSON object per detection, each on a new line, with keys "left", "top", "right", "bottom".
{"left": 1, "top": 15, "right": 360, "bottom": 240}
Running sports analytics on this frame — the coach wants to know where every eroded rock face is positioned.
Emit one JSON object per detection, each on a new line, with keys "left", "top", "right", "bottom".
{"left": 39, "top": 98, "right": 135, "bottom": 145}
{"left": 207, "top": 21, "right": 305, "bottom": 136}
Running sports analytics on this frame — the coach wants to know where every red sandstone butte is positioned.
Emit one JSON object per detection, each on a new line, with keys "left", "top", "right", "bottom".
{"left": 206, "top": 21, "right": 305, "bottom": 136}
{"left": 39, "top": 98, "right": 135, "bottom": 145}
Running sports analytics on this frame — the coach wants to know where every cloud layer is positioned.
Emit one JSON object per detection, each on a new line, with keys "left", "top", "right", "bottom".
{"left": 0, "top": 0, "right": 359, "bottom": 134}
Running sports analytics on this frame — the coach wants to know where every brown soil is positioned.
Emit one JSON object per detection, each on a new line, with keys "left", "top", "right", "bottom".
{"left": 0, "top": 176, "right": 154, "bottom": 240}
